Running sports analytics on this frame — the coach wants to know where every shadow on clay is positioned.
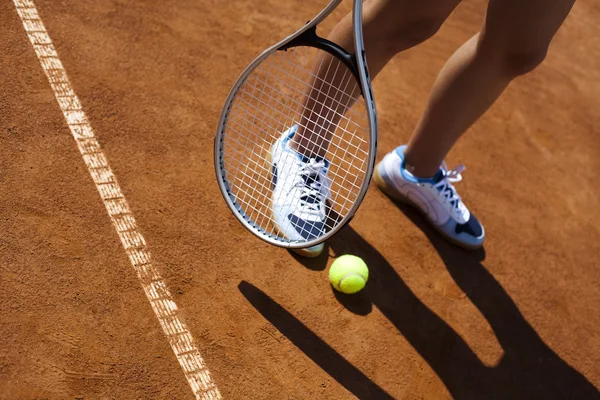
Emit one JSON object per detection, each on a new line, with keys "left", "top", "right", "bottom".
{"left": 238, "top": 281, "right": 393, "bottom": 399}
{"left": 327, "top": 201, "right": 599, "bottom": 399}
{"left": 239, "top": 201, "right": 600, "bottom": 399}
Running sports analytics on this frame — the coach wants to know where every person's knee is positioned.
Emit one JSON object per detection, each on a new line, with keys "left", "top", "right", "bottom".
{"left": 364, "top": 0, "right": 460, "bottom": 54}
{"left": 403, "top": 18, "right": 446, "bottom": 49}
{"left": 477, "top": 36, "right": 549, "bottom": 77}
{"left": 476, "top": 0, "right": 573, "bottom": 77}
{"left": 382, "top": 17, "right": 446, "bottom": 54}
{"left": 501, "top": 48, "right": 548, "bottom": 76}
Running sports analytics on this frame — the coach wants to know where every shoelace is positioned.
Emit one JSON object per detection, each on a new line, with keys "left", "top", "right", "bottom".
{"left": 434, "top": 162, "right": 465, "bottom": 209}
{"left": 294, "top": 158, "right": 327, "bottom": 215}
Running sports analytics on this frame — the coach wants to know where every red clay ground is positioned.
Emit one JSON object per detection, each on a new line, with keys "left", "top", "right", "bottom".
{"left": 1, "top": 0, "right": 599, "bottom": 398}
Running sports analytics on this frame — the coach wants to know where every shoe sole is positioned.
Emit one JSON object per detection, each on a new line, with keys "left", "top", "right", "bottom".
{"left": 268, "top": 147, "right": 325, "bottom": 258}
{"left": 373, "top": 163, "right": 483, "bottom": 251}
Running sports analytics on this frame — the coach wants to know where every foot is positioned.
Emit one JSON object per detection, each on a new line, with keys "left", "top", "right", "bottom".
{"left": 373, "top": 145, "right": 484, "bottom": 249}
{"left": 271, "top": 125, "right": 331, "bottom": 257}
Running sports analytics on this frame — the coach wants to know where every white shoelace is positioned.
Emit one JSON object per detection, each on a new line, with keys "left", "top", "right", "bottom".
{"left": 293, "top": 158, "right": 328, "bottom": 216}
{"left": 434, "top": 162, "right": 465, "bottom": 209}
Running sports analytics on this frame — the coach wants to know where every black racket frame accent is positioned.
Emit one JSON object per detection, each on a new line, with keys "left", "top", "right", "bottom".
{"left": 277, "top": 26, "right": 362, "bottom": 91}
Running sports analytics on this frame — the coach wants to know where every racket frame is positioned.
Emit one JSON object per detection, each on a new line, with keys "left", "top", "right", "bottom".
{"left": 214, "top": 0, "right": 377, "bottom": 249}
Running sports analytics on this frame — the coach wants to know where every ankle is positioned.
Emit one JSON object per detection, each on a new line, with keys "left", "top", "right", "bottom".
{"left": 403, "top": 160, "right": 440, "bottom": 180}
{"left": 402, "top": 144, "right": 444, "bottom": 178}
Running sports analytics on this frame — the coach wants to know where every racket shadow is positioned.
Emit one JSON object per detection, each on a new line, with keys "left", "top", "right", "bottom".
{"left": 322, "top": 203, "right": 600, "bottom": 399}
{"left": 238, "top": 281, "right": 394, "bottom": 399}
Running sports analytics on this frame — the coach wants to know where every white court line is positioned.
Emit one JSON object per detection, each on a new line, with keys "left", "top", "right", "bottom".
{"left": 12, "top": 1, "right": 222, "bottom": 398}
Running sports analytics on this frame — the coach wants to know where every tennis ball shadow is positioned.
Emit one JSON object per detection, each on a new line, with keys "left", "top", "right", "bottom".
{"left": 331, "top": 286, "right": 373, "bottom": 316}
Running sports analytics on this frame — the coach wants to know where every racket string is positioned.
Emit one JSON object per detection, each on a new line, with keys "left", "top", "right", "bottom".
{"left": 222, "top": 46, "right": 370, "bottom": 242}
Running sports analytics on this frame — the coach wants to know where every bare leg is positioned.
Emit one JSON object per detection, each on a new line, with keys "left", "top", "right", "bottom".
{"left": 404, "top": 0, "right": 575, "bottom": 177}
{"left": 290, "top": 0, "right": 462, "bottom": 158}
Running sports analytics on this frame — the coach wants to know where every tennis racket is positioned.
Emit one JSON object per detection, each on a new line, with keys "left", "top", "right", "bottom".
{"left": 214, "top": 0, "right": 377, "bottom": 250}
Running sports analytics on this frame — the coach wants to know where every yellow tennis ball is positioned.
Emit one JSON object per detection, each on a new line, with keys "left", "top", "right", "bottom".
{"left": 329, "top": 255, "right": 369, "bottom": 294}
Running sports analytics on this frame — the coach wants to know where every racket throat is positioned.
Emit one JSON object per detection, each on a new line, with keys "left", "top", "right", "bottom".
{"left": 277, "top": 26, "right": 361, "bottom": 86}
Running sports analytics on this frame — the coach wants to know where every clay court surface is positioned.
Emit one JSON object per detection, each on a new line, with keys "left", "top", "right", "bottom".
{"left": 1, "top": 0, "right": 599, "bottom": 398}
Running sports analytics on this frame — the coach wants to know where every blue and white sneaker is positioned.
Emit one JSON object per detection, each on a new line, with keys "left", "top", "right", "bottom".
{"left": 373, "top": 145, "right": 484, "bottom": 249}
{"left": 270, "top": 125, "right": 331, "bottom": 257}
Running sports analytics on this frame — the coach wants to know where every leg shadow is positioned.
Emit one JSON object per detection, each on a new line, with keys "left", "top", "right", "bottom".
{"left": 322, "top": 201, "right": 600, "bottom": 399}
{"left": 389, "top": 202, "right": 600, "bottom": 399}
{"left": 238, "top": 281, "right": 393, "bottom": 399}
{"left": 239, "top": 204, "right": 599, "bottom": 398}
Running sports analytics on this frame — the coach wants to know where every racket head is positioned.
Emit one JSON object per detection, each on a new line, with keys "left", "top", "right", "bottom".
{"left": 214, "top": 3, "right": 377, "bottom": 250}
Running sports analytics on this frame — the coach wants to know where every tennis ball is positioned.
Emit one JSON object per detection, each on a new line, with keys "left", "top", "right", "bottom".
{"left": 329, "top": 255, "right": 369, "bottom": 294}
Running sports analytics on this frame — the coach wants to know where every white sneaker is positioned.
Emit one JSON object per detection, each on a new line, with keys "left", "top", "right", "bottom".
{"left": 373, "top": 145, "right": 484, "bottom": 249}
{"left": 270, "top": 125, "right": 331, "bottom": 257}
